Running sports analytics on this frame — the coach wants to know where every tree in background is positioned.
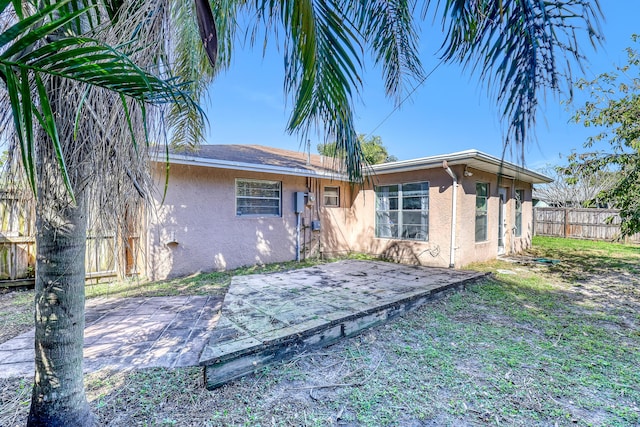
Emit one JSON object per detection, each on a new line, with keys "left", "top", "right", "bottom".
{"left": 570, "top": 35, "right": 640, "bottom": 236}
{"left": 318, "top": 134, "right": 398, "bottom": 165}
{"left": 534, "top": 162, "right": 617, "bottom": 207}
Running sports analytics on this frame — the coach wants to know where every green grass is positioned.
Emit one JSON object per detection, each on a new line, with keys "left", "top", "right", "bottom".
{"left": 532, "top": 235, "right": 640, "bottom": 255}
{"left": 530, "top": 235, "right": 640, "bottom": 274}
{"left": 0, "top": 288, "right": 33, "bottom": 342}
{"left": 313, "top": 237, "right": 640, "bottom": 425}
{"left": 84, "top": 259, "right": 326, "bottom": 299}
{"left": 328, "top": 246, "right": 640, "bottom": 425}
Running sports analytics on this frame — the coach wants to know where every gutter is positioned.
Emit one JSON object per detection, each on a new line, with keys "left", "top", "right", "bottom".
{"left": 443, "top": 161, "right": 458, "bottom": 268}
{"left": 373, "top": 149, "right": 552, "bottom": 184}
{"left": 161, "top": 154, "right": 350, "bottom": 181}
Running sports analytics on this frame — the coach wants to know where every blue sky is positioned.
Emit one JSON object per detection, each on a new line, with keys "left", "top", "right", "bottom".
{"left": 205, "top": 3, "right": 638, "bottom": 171}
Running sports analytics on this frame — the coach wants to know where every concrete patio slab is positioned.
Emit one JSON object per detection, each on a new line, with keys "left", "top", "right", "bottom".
{"left": 200, "top": 260, "right": 488, "bottom": 389}
{"left": 0, "top": 295, "right": 222, "bottom": 379}
{"left": 0, "top": 260, "right": 488, "bottom": 385}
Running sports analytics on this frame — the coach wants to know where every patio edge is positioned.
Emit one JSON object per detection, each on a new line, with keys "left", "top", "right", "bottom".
{"left": 202, "top": 271, "right": 490, "bottom": 389}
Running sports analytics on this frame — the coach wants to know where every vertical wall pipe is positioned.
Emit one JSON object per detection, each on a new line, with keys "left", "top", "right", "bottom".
{"left": 295, "top": 212, "right": 301, "bottom": 262}
{"left": 443, "top": 161, "right": 458, "bottom": 268}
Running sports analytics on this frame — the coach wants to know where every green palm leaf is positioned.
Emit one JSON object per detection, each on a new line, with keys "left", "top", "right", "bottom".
{"left": 0, "top": 0, "right": 201, "bottom": 195}
{"left": 254, "top": 0, "right": 365, "bottom": 180}
{"left": 350, "top": 0, "right": 424, "bottom": 103}
{"left": 166, "top": 0, "right": 240, "bottom": 148}
{"left": 1, "top": 6, "right": 87, "bottom": 57}
{"left": 34, "top": 73, "right": 75, "bottom": 202}
{"left": 426, "top": 0, "right": 603, "bottom": 153}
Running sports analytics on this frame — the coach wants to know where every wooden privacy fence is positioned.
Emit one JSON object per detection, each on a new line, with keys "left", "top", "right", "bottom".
{"left": 0, "top": 235, "right": 118, "bottom": 283}
{"left": 533, "top": 207, "right": 640, "bottom": 243}
{"left": 0, "top": 190, "right": 35, "bottom": 284}
{"left": 0, "top": 190, "right": 134, "bottom": 286}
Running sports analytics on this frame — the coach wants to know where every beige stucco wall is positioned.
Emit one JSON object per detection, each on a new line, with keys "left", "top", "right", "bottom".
{"left": 146, "top": 162, "right": 535, "bottom": 279}
{"left": 318, "top": 165, "right": 534, "bottom": 268}
{"left": 147, "top": 163, "right": 313, "bottom": 280}
{"left": 455, "top": 168, "right": 533, "bottom": 266}
{"left": 317, "top": 167, "right": 459, "bottom": 267}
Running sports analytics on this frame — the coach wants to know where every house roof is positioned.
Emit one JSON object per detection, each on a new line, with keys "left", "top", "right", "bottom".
{"left": 371, "top": 149, "right": 553, "bottom": 184}
{"left": 159, "top": 144, "right": 346, "bottom": 179}
{"left": 157, "top": 145, "right": 552, "bottom": 184}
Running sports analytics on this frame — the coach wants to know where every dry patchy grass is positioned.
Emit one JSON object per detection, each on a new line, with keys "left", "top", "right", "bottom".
{"left": 1, "top": 238, "right": 639, "bottom": 426}
{"left": 0, "top": 288, "right": 32, "bottom": 343}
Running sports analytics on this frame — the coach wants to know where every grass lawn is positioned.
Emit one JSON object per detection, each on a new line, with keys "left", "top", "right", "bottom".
{"left": 1, "top": 237, "right": 639, "bottom": 426}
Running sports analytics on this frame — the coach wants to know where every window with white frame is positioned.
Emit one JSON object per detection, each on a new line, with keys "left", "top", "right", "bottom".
{"left": 515, "top": 189, "right": 524, "bottom": 237}
{"left": 375, "top": 182, "right": 429, "bottom": 241}
{"left": 324, "top": 186, "right": 340, "bottom": 207}
{"left": 236, "top": 179, "right": 281, "bottom": 216}
{"left": 475, "top": 182, "right": 489, "bottom": 242}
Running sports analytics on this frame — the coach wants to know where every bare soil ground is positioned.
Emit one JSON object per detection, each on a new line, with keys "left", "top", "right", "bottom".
{"left": 1, "top": 238, "right": 639, "bottom": 426}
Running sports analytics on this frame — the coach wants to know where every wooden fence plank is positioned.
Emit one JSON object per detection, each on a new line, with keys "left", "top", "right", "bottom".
{"left": 533, "top": 207, "right": 640, "bottom": 243}
{"left": 1, "top": 192, "right": 135, "bottom": 285}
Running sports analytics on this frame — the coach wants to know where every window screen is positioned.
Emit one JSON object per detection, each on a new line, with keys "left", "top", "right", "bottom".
{"left": 515, "top": 189, "right": 524, "bottom": 237}
{"left": 236, "top": 179, "right": 281, "bottom": 216}
{"left": 324, "top": 186, "right": 340, "bottom": 207}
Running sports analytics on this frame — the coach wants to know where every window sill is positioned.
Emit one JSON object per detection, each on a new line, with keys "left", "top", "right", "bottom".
{"left": 375, "top": 237, "right": 429, "bottom": 243}
{"left": 236, "top": 215, "right": 282, "bottom": 219}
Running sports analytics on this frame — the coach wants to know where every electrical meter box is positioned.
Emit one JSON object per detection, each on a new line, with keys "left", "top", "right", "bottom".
{"left": 294, "top": 192, "right": 306, "bottom": 213}
{"left": 306, "top": 193, "right": 316, "bottom": 205}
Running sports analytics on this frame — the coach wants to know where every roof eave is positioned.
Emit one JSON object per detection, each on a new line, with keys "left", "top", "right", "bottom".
{"left": 161, "top": 153, "right": 350, "bottom": 181}
{"left": 371, "top": 149, "right": 552, "bottom": 184}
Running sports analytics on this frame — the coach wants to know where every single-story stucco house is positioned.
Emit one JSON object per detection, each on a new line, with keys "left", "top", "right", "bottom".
{"left": 145, "top": 145, "right": 551, "bottom": 280}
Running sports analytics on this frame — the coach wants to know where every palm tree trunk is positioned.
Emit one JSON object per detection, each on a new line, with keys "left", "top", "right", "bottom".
{"left": 27, "top": 136, "right": 95, "bottom": 425}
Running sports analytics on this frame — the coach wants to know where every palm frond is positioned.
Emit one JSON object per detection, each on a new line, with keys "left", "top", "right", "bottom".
{"left": 194, "top": 0, "right": 217, "bottom": 68}
{"left": 0, "top": 0, "right": 12, "bottom": 17}
{"left": 256, "top": 0, "right": 365, "bottom": 181}
{"left": 163, "top": 0, "right": 242, "bottom": 149}
{"left": 426, "top": 0, "right": 603, "bottom": 156}
{"left": 3, "top": 65, "right": 36, "bottom": 192}
{"left": 0, "top": 0, "right": 202, "bottom": 195}
{"left": 349, "top": 0, "right": 424, "bottom": 103}
{"left": 34, "top": 73, "right": 75, "bottom": 202}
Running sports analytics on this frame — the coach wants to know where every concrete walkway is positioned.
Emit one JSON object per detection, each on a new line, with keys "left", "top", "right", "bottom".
{"left": 0, "top": 261, "right": 488, "bottom": 383}
{"left": 0, "top": 295, "right": 222, "bottom": 378}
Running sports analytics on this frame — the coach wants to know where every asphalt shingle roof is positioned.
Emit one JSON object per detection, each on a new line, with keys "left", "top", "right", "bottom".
{"left": 168, "top": 144, "right": 342, "bottom": 174}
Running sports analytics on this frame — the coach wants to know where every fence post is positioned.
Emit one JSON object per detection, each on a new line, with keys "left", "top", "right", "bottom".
{"left": 564, "top": 208, "right": 569, "bottom": 238}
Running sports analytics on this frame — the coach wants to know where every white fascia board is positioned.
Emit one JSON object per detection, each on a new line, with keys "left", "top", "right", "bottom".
{"left": 371, "top": 149, "right": 552, "bottom": 184}
{"left": 449, "top": 151, "right": 553, "bottom": 183}
{"left": 371, "top": 151, "right": 467, "bottom": 174}
{"left": 163, "top": 153, "right": 351, "bottom": 181}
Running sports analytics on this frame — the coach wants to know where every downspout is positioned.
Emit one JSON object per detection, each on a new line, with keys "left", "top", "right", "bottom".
{"left": 296, "top": 212, "right": 301, "bottom": 262}
{"left": 294, "top": 192, "right": 304, "bottom": 262}
{"left": 443, "top": 161, "right": 458, "bottom": 268}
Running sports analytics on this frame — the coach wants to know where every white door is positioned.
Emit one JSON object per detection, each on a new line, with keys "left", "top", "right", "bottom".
{"left": 498, "top": 187, "right": 508, "bottom": 255}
